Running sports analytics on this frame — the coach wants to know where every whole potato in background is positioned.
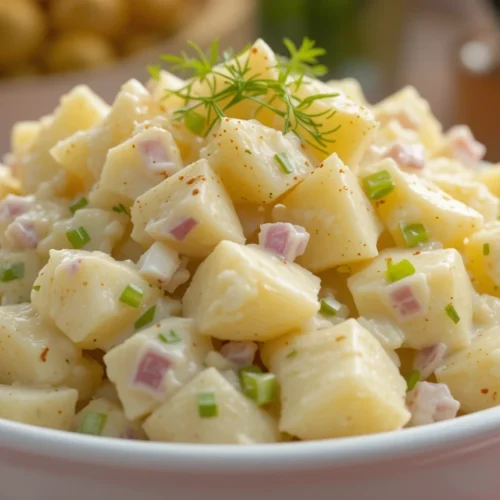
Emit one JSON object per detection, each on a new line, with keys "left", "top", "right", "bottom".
{"left": 49, "top": 0, "right": 129, "bottom": 38}
{"left": 0, "top": 0, "right": 46, "bottom": 67}
{"left": 43, "top": 31, "right": 117, "bottom": 73}
{"left": 128, "top": 0, "right": 185, "bottom": 31}
{"left": 120, "top": 33, "right": 162, "bottom": 56}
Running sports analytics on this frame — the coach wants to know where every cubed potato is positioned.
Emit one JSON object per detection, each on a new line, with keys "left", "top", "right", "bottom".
{"left": 279, "top": 153, "right": 382, "bottom": 272}
{"left": 260, "top": 319, "right": 409, "bottom": 440}
{"left": 436, "top": 326, "right": 500, "bottom": 413}
{"left": 11, "top": 121, "right": 41, "bottom": 156}
{"left": 478, "top": 166, "right": 500, "bottom": 198}
{"left": 374, "top": 86, "right": 443, "bottom": 152}
{"left": 0, "top": 385, "right": 78, "bottom": 430}
{"left": 131, "top": 159, "right": 245, "bottom": 257}
{"left": 73, "top": 397, "right": 146, "bottom": 439}
{"left": 0, "top": 165, "right": 20, "bottom": 199}
{"left": 348, "top": 248, "right": 473, "bottom": 350}
{"left": 463, "top": 222, "right": 500, "bottom": 297}
{"left": 37, "top": 208, "right": 127, "bottom": 258}
{"left": 360, "top": 159, "right": 483, "bottom": 249}
{"left": 149, "top": 70, "right": 186, "bottom": 111}
{"left": 31, "top": 249, "right": 161, "bottom": 349}
{"left": 327, "top": 78, "right": 368, "bottom": 106}
{"left": 183, "top": 241, "right": 320, "bottom": 341}
{"left": 18, "top": 85, "right": 109, "bottom": 194}
{"left": 104, "top": 317, "right": 212, "bottom": 420}
{"left": 0, "top": 304, "right": 102, "bottom": 400}
{"left": 201, "top": 118, "right": 314, "bottom": 204}
{"left": 0, "top": 250, "right": 41, "bottom": 305}
{"left": 143, "top": 367, "right": 279, "bottom": 444}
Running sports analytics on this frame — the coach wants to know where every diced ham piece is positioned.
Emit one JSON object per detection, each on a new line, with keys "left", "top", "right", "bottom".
{"left": 413, "top": 342, "right": 447, "bottom": 379}
{"left": 0, "top": 195, "right": 31, "bottom": 221}
{"left": 120, "top": 428, "right": 142, "bottom": 440}
{"left": 445, "top": 125, "right": 486, "bottom": 167}
{"left": 138, "top": 138, "right": 178, "bottom": 177}
{"left": 258, "top": 222, "right": 310, "bottom": 262}
{"left": 406, "top": 382, "right": 460, "bottom": 426}
{"left": 169, "top": 217, "right": 198, "bottom": 241}
{"left": 5, "top": 220, "right": 39, "bottom": 249}
{"left": 377, "top": 108, "right": 421, "bottom": 130}
{"left": 220, "top": 341, "right": 258, "bottom": 368}
{"left": 166, "top": 256, "right": 190, "bottom": 294}
{"left": 132, "top": 346, "right": 172, "bottom": 396}
{"left": 383, "top": 142, "right": 425, "bottom": 170}
{"left": 387, "top": 282, "right": 423, "bottom": 319}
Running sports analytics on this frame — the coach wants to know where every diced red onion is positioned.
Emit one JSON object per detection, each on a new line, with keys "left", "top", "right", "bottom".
{"left": 64, "top": 258, "right": 83, "bottom": 276}
{"left": 413, "top": 343, "right": 447, "bottom": 380}
{"left": 406, "top": 381, "right": 460, "bottom": 426}
{"left": 258, "top": 222, "right": 310, "bottom": 262}
{"left": 445, "top": 125, "right": 486, "bottom": 167}
{"left": 383, "top": 142, "right": 425, "bottom": 170}
{"left": 220, "top": 341, "right": 258, "bottom": 368}
{"left": 0, "top": 196, "right": 30, "bottom": 221}
{"left": 132, "top": 347, "right": 172, "bottom": 395}
{"left": 169, "top": 217, "right": 198, "bottom": 241}
{"left": 120, "top": 427, "right": 141, "bottom": 440}
{"left": 5, "top": 220, "right": 39, "bottom": 249}
{"left": 387, "top": 282, "right": 423, "bottom": 319}
{"left": 138, "top": 138, "right": 178, "bottom": 177}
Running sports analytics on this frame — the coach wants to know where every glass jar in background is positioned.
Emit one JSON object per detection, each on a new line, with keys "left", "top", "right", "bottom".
{"left": 258, "top": 0, "right": 406, "bottom": 103}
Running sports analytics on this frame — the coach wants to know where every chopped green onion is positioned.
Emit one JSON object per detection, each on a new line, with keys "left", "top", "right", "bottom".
{"left": 158, "top": 330, "right": 182, "bottom": 344}
{"left": 445, "top": 303, "right": 460, "bottom": 324}
{"left": 77, "top": 411, "right": 108, "bottom": 435}
{"left": 69, "top": 197, "right": 88, "bottom": 214}
{"left": 406, "top": 370, "right": 420, "bottom": 392}
{"left": 197, "top": 391, "right": 218, "bottom": 418}
{"left": 239, "top": 370, "right": 277, "bottom": 406}
{"left": 483, "top": 243, "right": 490, "bottom": 256}
{"left": 0, "top": 262, "right": 24, "bottom": 282}
{"left": 286, "top": 349, "right": 298, "bottom": 359}
{"left": 362, "top": 170, "right": 395, "bottom": 200}
{"left": 184, "top": 110, "right": 205, "bottom": 135}
{"left": 119, "top": 284, "right": 144, "bottom": 308}
{"left": 134, "top": 305, "right": 156, "bottom": 330}
{"left": 244, "top": 149, "right": 252, "bottom": 154}
{"left": 400, "top": 222, "right": 429, "bottom": 248}
{"left": 319, "top": 297, "right": 341, "bottom": 316}
{"left": 274, "top": 153, "right": 294, "bottom": 174}
{"left": 32, "top": 285, "right": 40, "bottom": 291}
{"left": 238, "top": 365, "right": 263, "bottom": 376}
{"left": 66, "top": 226, "right": 91, "bottom": 249}
{"left": 386, "top": 259, "right": 416, "bottom": 283}
{"left": 112, "top": 204, "right": 130, "bottom": 216}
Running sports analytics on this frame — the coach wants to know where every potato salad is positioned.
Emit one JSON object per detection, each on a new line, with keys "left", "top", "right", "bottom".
{"left": 1, "top": 37, "right": 499, "bottom": 445}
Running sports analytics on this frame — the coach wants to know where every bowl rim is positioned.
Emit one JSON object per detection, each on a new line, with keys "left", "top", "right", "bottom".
{"left": 1, "top": 405, "right": 500, "bottom": 472}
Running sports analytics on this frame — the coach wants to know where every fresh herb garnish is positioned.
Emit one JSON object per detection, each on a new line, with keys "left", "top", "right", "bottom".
{"left": 112, "top": 204, "right": 130, "bottom": 216}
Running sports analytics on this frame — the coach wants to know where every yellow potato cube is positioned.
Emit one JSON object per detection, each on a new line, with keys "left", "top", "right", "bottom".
{"left": 260, "top": 319, "right": 409, "bottom": 440}
{"left": 201, "top": 118, "right": 314, "bottom": 204}
{"left": 104, "top": 317, "right": 212, "bottom": 420}
{"left": 0, "top": 385, "right": 78, "bottom": 431}
{"left": 131, "top": 159, "right": 245, "bottom": 257}
{"left": 11, "top": 121, "right": 41, "bottom": 157}
{"left": 348, "top": 249, "right": 473, "bottom": 350}
{"left": 279, "top": 153, "right": 382, "bottom": 272}
{"left": 183, "top": 241, "right": 320, "bottom": 341}
{"left": 478, "top": 165, "right": 500, "bottom": 198}
{"left": 327, "top": 78, "right": 368, "bottom": 106}
{"left": 0, "top": 165, "right": 20, "bottom": 199}
{"left": 143, "top": 367, "right": 279, "bottom": 444}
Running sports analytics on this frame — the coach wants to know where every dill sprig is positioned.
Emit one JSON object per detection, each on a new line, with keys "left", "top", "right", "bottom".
{"left": 149, "top": 37, "right": 340, "bottom": 154}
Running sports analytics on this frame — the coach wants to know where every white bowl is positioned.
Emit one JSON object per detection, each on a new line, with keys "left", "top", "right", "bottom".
{"left": 2, "top": 407, "right": 500, "bottom": 500}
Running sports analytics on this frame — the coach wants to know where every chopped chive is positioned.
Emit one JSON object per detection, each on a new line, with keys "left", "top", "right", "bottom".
{"left": 112, "top": 204, "right": 130, "bottom": 216}
{"left": 69, "top": 197, "right": 88, "bottom": 214}
{"left": 77, "top": 411, "right": 108, "bottom": 435}
{"left": 119, "top": 284, "right": 144, "bottom": 308}
{"left": 445, "top": 303, "right": 460, "bottom": 324}
{"left": 274, "top": 153, "right": 294, "bottom": 174}
{"left": 134, "top": 305, "right": 156, "bottom": 330}
{"left": 184, "top": 110, "right": 205, "bottom": 135}
{"left": 386, "top": 259, "right": 416, "bottom": 283}
{"left": 406, "top": 370, "right": 420, "bottom": 392}
{"left": 400, "top": 222, "right": 429, "bottom": 248}
{"left": 286, "top": 348, "right": 298, "bottom": 359}
{"left": 483, "top": 243, "right": 490, "bottom": 256}
{"left": 238, "top": 365, "right": 263, "bottom": 376}
{"left": 158, "top": 330, "right": 181, "bottom": 344}
{"left": 239, "top": 370, "right": 277, "bottom": 406}
{"left": 319, "top": 297, "right": 341, "bottom": 316}
{"left": 32, "top": 285, "right": 40, "bottom": 291}
{"left": 244, "top": 149, "right": 252, "bottom": 154}
{"left": 66, "top": 226, "right": 91, "bottom": 249}
{"left": 362, "top": 170, "right": 395, "bottom": 200}
{"left": 197, "top": 391, "right": 218, "bottom": 418}
{"left": 0, "top": 262, "right": 24, "bottom": 282}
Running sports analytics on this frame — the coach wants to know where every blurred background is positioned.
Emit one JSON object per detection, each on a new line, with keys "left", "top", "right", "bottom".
{"left": 0, "top": 0, "right": 499, "bottom": 158}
